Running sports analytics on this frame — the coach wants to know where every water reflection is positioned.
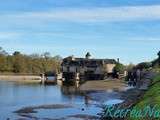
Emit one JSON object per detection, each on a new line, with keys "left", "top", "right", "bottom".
{"left": 0, "top": 81, "right": 102, "bottom": 120}
{"left": 60, "top": 84, "right": 94, "bottom": 107}
{"left": 61, "top": 85, "right": 80, "bottom": 95}
{"left": 0, "top": 80, "right": 124, "bottom": 120}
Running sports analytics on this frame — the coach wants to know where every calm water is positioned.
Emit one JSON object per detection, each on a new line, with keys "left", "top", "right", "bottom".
{"left": 0, "top": 80, "right": 123, "bottom": 120}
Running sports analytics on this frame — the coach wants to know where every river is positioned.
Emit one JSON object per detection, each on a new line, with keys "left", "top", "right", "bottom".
{"left": 0, "top": 80, "right": 124, "bottom": 120}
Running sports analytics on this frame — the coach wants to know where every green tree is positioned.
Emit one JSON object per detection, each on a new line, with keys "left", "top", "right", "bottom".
{"left": 136, "top": 62, "right": 152, "bottom": 70}
{"left": 0, "top": 55, "right": 7, "bottom": 72}
{"left": 114, "top": 63, "right": 125, "bottom": 74}
{"left": 158, "top": 51, "right": 160, "bottom": 58}
{"left": 158, "top": 51, "right": 160, "bottom": 65}
{"left": 0, "top": 47, "right": 8, "bottom": 72}
{"left": 0, "top": 47, "right": 8, "bottom": 56}
{"left": 42, "top": 52, "right": 51, "bottom": 60}
{"left": 0, "top": 48, "right": 61, "bottom": 74}
{"left": 12, "top": 52, "right": 27, "bottom": 73}
{"left": 126, "top": 63, "right": 135, "bottom": 71}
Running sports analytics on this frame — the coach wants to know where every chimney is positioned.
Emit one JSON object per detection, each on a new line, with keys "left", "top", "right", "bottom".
{"left": 71, "top": 55, "right": 75, "bottom": 61}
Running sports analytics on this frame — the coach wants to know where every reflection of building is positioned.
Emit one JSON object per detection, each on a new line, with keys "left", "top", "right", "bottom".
{"left": 61, "top": 53, "right": 117, "bottom": 81}
{"left": 61, "top": 85, "right": 80, "bottom": 95}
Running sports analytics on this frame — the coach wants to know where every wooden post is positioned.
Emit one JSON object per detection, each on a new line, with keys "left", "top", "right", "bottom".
{"left": 41, "top": 73, "right": 45, "bottom": 84}
{"left": 75, "top": 73, "right": 80, "bottom": 88}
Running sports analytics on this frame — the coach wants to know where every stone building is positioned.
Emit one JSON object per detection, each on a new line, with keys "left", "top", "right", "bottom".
{"left": 61, "top": 53, "right": 117, "bottom": 81}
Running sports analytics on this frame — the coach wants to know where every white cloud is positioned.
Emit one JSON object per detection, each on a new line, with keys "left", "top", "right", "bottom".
{"left": 1, "top": 5, "right": 160, "bottom": 22}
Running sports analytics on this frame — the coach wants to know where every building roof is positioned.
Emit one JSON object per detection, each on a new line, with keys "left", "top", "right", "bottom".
{"left": 62, "top": 56, "right": 117, "bottom": 66}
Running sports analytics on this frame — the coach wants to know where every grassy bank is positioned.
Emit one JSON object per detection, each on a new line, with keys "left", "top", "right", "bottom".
{"left": 129, "top": 73, "right": 160, "bottom": 120}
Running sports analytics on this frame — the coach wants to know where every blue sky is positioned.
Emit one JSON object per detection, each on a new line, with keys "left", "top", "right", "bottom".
{"left": 0, "top": 0, "right": 160, "bottom": 64}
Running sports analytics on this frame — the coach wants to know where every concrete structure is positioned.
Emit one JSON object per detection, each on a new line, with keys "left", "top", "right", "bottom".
{"left": 61, "top": 53, "right": 117, "bottom": 81}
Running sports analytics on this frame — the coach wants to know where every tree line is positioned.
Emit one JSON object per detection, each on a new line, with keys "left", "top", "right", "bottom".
{"left": 0, "top": 47, "right": 61, "bottom": 75}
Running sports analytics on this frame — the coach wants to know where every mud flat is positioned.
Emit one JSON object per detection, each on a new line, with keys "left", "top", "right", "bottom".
{"left": 67, "top": 114, "right": 99, "bottom": 120}
{"left": 14, "top": 104, "right": 100, "bottom": 120}
{"left": 0, "top": 75, "right": 42, "bottom": 83}
{"left": 80, "top": 79, "right": 127, "bottom": 91}
{"left": 14, "top": 104, "right": 74, "bottom": 114}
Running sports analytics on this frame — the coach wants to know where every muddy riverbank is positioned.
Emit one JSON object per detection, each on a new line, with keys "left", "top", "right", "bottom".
{"left": 101, "top": 71, "right": 156, "bottom": 120}
{"left": 80, "top": 79, "right": 127, "bottom": 91}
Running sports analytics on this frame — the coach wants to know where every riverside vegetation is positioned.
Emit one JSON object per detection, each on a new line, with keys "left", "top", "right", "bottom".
{"left": 0, "top": 47, "right": 61, "bottom": 75}
{"left": 128, "top": 51, "right": 160, "bottom": 120}
{"left": 128, "top": 73, "right": 160, "bottom": 120}
{"left": 101, "top": 51, "right": 160, "bottom": 120}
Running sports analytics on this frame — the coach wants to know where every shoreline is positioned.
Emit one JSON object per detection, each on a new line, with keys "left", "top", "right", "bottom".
{"left": 101, "top": 71, "right": 156, "bottom": 120}
{"left": 0, "top": 75, "right": 42, "bottom": 83}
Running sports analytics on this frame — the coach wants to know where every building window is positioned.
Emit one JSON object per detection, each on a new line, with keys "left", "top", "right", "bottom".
{"left": 67, "top": 66, "right": 70, "bottom": 72}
